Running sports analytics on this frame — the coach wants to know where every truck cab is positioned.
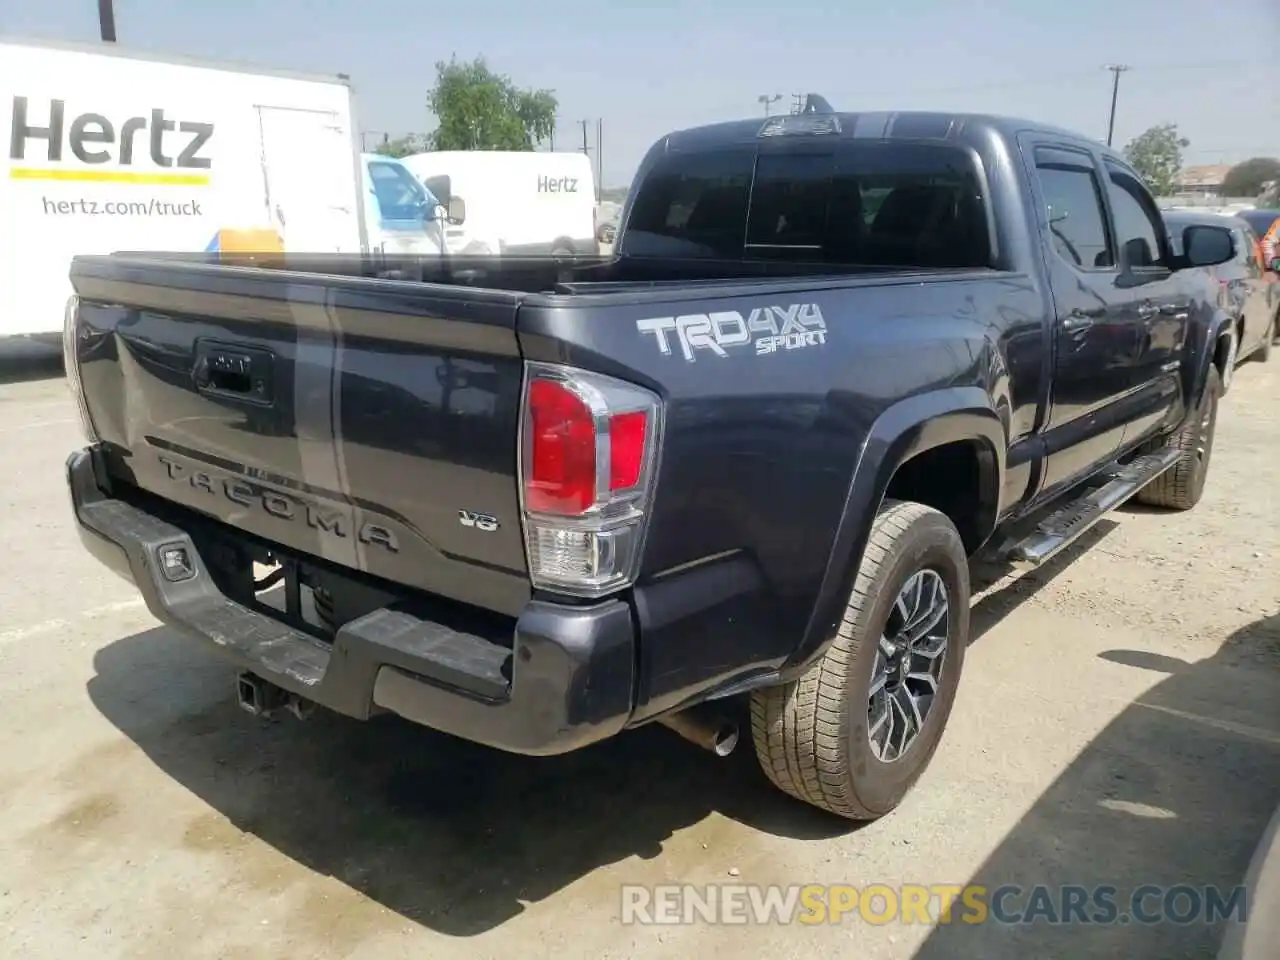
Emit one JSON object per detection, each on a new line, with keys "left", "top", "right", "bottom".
{"left": 360, "top": 153, "right": 445, "bottom": 257}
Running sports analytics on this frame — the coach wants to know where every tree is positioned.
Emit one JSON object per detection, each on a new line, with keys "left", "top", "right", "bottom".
{"left": 372, "top": 134, "right": 428, "bottom": 159}
{"left": 426, "top": 56, "right": 557, "bottom": 151}
{"left": 1122, "top": 124, "right": 1190, "bottom": 196}
{"left": 1221, "top": 157, "right": 1280, "bottom": 198}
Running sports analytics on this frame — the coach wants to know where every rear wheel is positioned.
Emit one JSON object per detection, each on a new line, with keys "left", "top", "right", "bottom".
{"left": 750, "top": 500, "right": 969, "bottom": 820}
{"left": 1134, "top": 365, "right": 1221, "bottom": 511}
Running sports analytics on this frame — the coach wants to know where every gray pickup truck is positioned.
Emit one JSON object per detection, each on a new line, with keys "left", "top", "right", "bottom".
{"left": 63, "top": 100, "right": 1238, "bottom": 822}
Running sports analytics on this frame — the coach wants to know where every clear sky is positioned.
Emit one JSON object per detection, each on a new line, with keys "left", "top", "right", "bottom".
{"left": 3, "top": 0, "right": 1277, "bottom": 187}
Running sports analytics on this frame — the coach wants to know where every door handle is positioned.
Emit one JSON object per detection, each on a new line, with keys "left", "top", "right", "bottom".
{"left": 193, "top": 341, "right": 274, "bottom": 404}
{"left": 1062, "top": 311, "right": 1094, "bottom": 333}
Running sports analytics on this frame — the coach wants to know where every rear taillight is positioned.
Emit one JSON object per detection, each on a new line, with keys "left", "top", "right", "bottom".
{"left": 519, "top": 361, "right": 663, "bottom": 598}
{"left": 62, "top": 295, "right": 99, "bottom": 444}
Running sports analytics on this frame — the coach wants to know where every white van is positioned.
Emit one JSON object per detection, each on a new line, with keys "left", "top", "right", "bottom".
{"left": 0, "top": 36, "right": 371, "bottom": 342}
{"left": 361, "top": 152, "right": 444, "bottom": 257}
{"left": 398, "top": 150, "right": 598, "bottom": 256}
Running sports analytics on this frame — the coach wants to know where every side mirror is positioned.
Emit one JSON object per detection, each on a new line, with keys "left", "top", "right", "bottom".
{"left": 1181, "top": 225, "right": 1234, "bottom": 268}
{"left": 447, "top": 196, "right": 466, "bottom": 225}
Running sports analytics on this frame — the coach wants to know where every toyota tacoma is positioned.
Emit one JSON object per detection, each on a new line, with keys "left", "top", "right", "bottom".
{"left": 64, "top": 101, "right": 1238, "bottom": 820}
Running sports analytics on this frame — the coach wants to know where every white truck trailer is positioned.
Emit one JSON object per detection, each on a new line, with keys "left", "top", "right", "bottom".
{"left": 1, "top": 36, "right": 374, "bottom": 344}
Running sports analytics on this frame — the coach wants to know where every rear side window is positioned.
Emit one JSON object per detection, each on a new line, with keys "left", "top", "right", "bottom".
{"left": 622, "top": 141, "right": 992, "bottom": 268}
{"left": 1033, "top": 149, "right": 1114, "bottom": 269}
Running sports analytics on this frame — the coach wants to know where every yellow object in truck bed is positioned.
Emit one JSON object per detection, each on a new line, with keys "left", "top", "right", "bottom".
{"left": 212, "top": 229, "right": 285, "bottom": 254}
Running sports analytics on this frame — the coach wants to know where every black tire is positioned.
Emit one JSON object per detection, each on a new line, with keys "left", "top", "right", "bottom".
{"left": 1134, "top": 365, "right": 1221, "bottom": 510}
{"left": 750, "top": 500, "right": 969, "bottom": 821}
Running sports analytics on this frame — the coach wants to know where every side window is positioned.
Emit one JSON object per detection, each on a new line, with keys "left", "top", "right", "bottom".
{"left": 1104, "top": 164, "right": 1166, "bottom": 269}
{"left": 1033, "top": 150, "right": 1114, "bottom": 269}
{"left": 623, "top": 150, "right": 754, "bottom": 258}
{"left": 369, "top": 162, "right": 427, "bottom": 221}
{"left": 826, "top": 142, "right": 992, "bottom": 268}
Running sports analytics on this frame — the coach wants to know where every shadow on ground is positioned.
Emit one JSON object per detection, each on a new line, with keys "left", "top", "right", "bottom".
{"left": 969, "top": 520, "right": 1118, "bottom": 642}
{"left": 86, "top": 625, "right": 847, "bottom": 937}
{"left": 0, "top": 352, "right": 62, "bottom": 385}
{"left": 912, "top": 611, "right": 1280, "bottom": 960}
{"left": 83, "top": 534, "right": 1103, "bottom": 938}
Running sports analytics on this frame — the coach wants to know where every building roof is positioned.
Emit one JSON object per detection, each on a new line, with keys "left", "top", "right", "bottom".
{"left": 1177, "top": 164, "right": 1232, "bottom": 187}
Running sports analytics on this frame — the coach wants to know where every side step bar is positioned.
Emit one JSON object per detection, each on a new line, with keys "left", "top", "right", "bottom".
{"left": 1002, "top": 449, "right": 1182, "bottom": 569}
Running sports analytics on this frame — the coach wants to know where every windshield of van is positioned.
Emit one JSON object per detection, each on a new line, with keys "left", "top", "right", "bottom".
{"left": 368, "top": 160, "right": 432, "bottom": 221}
{"left": 622, "top": 141, "right": 992, "bottom": 269}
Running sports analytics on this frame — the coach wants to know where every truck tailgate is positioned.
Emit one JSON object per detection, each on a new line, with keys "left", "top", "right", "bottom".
{"left": 69, "top": 256, "right": 532, "bottom": 615}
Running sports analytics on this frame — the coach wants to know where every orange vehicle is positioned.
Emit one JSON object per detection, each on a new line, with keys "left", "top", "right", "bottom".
{"left": 1240, "top": 208, "right": 1280, "bottom": 276}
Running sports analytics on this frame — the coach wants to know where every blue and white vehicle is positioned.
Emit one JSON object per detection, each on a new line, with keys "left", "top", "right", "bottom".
{"left": 361, "top": 153, "right": 444, "bottom": 256}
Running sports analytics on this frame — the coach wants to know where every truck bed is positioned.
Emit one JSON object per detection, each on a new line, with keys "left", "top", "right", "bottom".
{"left": 69, "top": 250, "right": 1017, "bottom": 667}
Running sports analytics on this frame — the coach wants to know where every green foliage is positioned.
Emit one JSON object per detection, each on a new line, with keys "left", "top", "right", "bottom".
{"left": 426, "top": 56, "right": 558, "bottom": 151}
{"left": 1122, "top": 124, "right": 1190, "bottom": 196}
{"left": 1221, "top": 157, "right": 1280, "bottom": 199}
{"left": 372, "top": 134, "right": 428, "bottom": 159}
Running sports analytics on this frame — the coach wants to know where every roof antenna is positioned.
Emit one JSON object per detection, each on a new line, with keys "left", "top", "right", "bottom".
{"left": 802, "top": 94, "right": 835, "bottom": 115}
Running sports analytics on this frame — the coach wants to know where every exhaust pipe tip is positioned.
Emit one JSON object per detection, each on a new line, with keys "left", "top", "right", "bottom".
{"left": 710, "top": 724, "right": 739, "bottom": 757}
{"left": 657, "top": 705, "right": 741, "bottom": 757}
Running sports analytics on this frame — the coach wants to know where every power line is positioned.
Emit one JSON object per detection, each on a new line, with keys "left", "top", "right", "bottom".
{"left": 1104, "top": 64, "right": 1130, "bottom": 147}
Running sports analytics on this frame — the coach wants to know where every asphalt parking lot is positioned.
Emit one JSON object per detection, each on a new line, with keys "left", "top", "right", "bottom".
{"left": 0, "top": 350, "right": 1276, "bottom": 960}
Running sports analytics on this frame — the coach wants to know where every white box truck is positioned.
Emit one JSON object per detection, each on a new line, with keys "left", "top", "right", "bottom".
{"left": 398, "top": 150, "right": 599, "bottom": 257}
{"left": 1, "top": 37, "right": 397, "bottom": 343}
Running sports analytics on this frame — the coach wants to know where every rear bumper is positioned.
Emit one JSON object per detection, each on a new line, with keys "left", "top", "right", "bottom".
{"left": 67, "top": 446, "right": 636, "bottom": 756}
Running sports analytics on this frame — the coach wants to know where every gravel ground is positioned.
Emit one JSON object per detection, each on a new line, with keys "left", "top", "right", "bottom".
{"left": 0, "top": 348, "right": 1275, "bottom": 959}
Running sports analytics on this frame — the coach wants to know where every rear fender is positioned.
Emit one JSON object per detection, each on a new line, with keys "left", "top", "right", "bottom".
{"left": 783, "top": 386, "right": 1005, "bottom": 675}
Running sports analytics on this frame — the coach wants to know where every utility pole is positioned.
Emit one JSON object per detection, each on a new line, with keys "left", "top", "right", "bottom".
{"left": 596, "top": 117, "right": 603, "bottom": 202}
{"left": 549, "top": 124, "right": 555, "bottom": 151}
{"left": 98, "top": 0, "right": 117, "bottom": 42}
{"left": 1104, "top": 64, "right": 1130, "bottom": 147}
{"left": 757, "top": 94, "right": 782, "bottom": 116}
{"left": 578, "top": 119, "right": 590, "bottom": 158}
{"left": 790, "top": 93, "right": 805, "bottom": 115}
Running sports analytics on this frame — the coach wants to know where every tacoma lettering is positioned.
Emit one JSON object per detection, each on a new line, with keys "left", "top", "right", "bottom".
{"left": 157, "top": 456, "right": 399, "bottom": 552}
{"left": 9, "top": 96, "right": 214, "bottom": 169}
